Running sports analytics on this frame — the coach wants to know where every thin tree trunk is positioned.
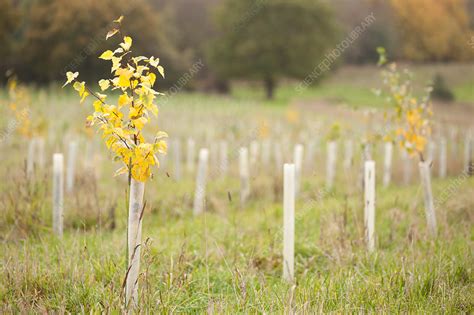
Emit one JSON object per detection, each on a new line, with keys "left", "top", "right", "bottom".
{"left": 264, "top": 77, "right": 275, "bottom": 100}
{"left": 283, "top": 163, "right": 295, "bottom": 282}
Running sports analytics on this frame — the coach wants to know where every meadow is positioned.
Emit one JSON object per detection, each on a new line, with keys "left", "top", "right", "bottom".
{"left": 0, "top": 64, "right": 473, "bottom": 313}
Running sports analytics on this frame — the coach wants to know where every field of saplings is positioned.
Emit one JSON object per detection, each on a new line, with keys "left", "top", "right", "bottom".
{"left": 1, "top": 76, "right": 473, "bottom": 312}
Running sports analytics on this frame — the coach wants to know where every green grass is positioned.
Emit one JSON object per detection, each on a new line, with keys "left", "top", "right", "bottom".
{"left": 229, "top": 63, "right": 474, "bottom": 107}
{"left": 1, "top": 137, "right": 473, "bottom": 312}
{"left": 454, "top": 79, "right": 474, "bottom": 103}
{"left": 0, "top": 64, "right": 473, "bottom": 312}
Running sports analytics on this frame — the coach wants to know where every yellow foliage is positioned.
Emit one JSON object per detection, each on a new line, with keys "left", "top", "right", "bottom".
{"left": 391, "top": 0, "right": 474, "bottom": 61}
{"left": 7, "top": 77, "right": 33, "bottom": 139}
{"left": 378, "top": 51, "right": 433, "bottom": 160}
{"left": 63, "top": 16, "right": 167, "bottom": 182}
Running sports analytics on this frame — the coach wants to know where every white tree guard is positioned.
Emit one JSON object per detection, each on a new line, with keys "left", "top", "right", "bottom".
{"left": 283, "top": 163, "right": 295, "bottom": 282}
{"left": 418, "top": 161, "right": 437, "bottom": 237}
{"left": 293, "top": 144, "right": 304, "bottom": 196}
{"left": 126, "top": 179, "right": 146, "bottom": 309}
{"left": 383, "top": 142, "right": 393, "bottom": 187}
{"left": 364, "top": 160, "right": 376, "bottom": 252}
{"left": 439, "top": 137, "right": 447, "bottom": 178}
{"left": 52, "top": 153, "right": 64, "bottom": 237}
{"left": 239, "top": 147, "right": 250, "bottom": 207}
{"left": 66, "top": 141, "right": 78, "bottom": 193}
{"left": 193, "top": 149, "right": 209, "bottom": 215}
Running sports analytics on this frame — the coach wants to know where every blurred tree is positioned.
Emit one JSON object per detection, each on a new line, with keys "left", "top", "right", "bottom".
{"left": 208, "top": 0, "right": 339, "bottom": 99}
{"left": 151, "top": 0, "right": 220, "bottom": 91}
{"left": 334, "top": 0, "right": 398, "bottom": 64}
{"left": 431, "top": 74, "right": 454, "bottom": 102}
{"left": 14, "top": 0, "right": 183, "bottom": 86}
{"left": 0, "top": 0, "right": 21, "bottom": 83}
{"left": 391, "top": 0, "right": 474, "bottom": 61}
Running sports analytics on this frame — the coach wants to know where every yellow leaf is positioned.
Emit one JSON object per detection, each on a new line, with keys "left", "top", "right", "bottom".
{"left": 157, "top": 66, "right": 165, "bottom": 78}
{"left": 155, "top": 131, "right": 168, "bottom": 139}
{"left": 149, "top": 57, "right": 159, "bottom": 68}
{"left": 149, "top": 104, "right": 158, "bottom": 117}
{"left": 99, "top": 79, "right": 110, "bottom": 91}
{"left": 154, "top": 140, "right": 167, "bottom": 154}
{"left": 93, "top": 100, "right": 103, "bottom": 112}
{"left": 114, "top": 166, "right": 129, "bottom": 177}
{"left": 105, "top": 136, "right": 116, "bottom": 149}
{"left": 114, "top": 16, "right": 124, "bottom": 23}
{"left": 120, "top": 36, "right": 132, "bottom": 51}
{"left": 106, "top": 29, "right": 119, "bottom": 40}
{"left": 116, "top": 68, "right": 133, "bottom": 89}
{"left": 118, "top": 93, "right": 131, "bottom": 108}
{"left": 99, "top": 50, "right": 114, "bottom": 60}
{"left": 129, "top": 106, "right": 140, "bottom": 119}
{"left": 80, "top": 91, "right": 89, "bottom": 103}
{"left": 133, "top": 117, "right": 148, "bottom": 130}
{"left": 63, "top": 71, "right": 78, "bottom": 87}
{"left": 111, "top": 56, "right": 122, "bottom": 72}
{"left": 73, "top": 81, "right": 84, "bottom": 93}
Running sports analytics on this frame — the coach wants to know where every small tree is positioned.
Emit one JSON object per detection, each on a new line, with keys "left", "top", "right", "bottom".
{"left": 377, "top": 47, "right": 437, "bottom": 236}
{"left": 64, "top": 17, "right": 168, "bottom": 309}
{"left": 208, "top": 0, "right": 339, "bottom": 99}
{"left": 431, "top": 73, "right": 454, "bottom": 102}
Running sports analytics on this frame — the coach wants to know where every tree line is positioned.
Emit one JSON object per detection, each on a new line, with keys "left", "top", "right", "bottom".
{"left": 1, "top": 0, "right": 473, "bottom": 98}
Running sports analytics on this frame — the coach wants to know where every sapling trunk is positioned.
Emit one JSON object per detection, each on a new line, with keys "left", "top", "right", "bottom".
{"left": 66, "top": 141, "right": 78, "bottom": 193}
{"left": 283, "top": 163, "right": 295, "bottom": 282}
{"left": 193, "top": 149, "right": 209, "bottom": 216}
{"left": 383, "top": 142, "right": 393, "bottom": 187}
{"left": 126, "top": 179, "right": 145, "bottom": 308}
{"left": 427, "top": 141, "right": 436, "bottom": 164}
{"left": 326, "top": 141, "right": 337, "bottom": 189}
{"left": 293, "top": 144, "right": 304, "bottom": 196}
{"left": 359, "top": 143, "right": 372, "bottom": 190}
{"left": 239, "top": 147, "right": 250, "bottom": 208}
{"left": 418, "top": 161, "right": 437, "bottom": 237}
{"left": 52, "top": 153, "right": 64, "bottom": 237}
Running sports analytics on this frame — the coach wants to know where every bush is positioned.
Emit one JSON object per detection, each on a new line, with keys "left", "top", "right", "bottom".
{"left": 431, "top": 74, "right": 454, "bottom": 102}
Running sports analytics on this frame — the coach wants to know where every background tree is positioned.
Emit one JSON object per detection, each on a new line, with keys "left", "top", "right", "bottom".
{"left": 334, "top": 0, "right": 398, "bottom": 64}
{"left": 391, "top": 0, "right": 474, "bottom": 62}
{"left": 152, "top": 0, "right": 220, "bottom": 91}
{"left": 208, "top": 0, "right": 340, "bottom": 99}
{"left": 0, "top": 0, "right": 21, "bottom": 83}
{"left": 14, "top": 0, "right": 184, "bottom": 86}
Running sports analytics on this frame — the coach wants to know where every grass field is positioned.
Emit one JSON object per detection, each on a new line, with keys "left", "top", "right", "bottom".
{"left": 1, "top": 64, "right": 473, "bottom": 312}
